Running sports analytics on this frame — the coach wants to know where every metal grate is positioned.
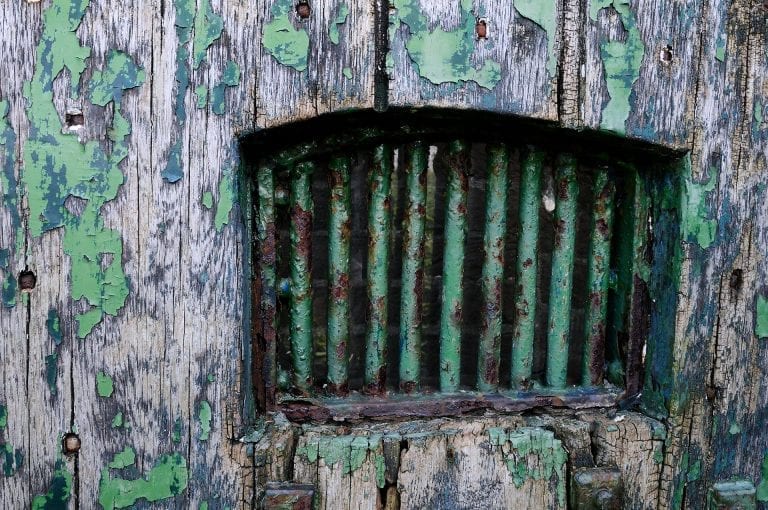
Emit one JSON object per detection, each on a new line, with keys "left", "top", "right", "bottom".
{"left": 250, "top": 115, "right": 664, "bottom": 418}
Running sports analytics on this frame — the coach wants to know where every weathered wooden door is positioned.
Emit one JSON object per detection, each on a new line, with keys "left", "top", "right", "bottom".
{"left": 1, "top": 0, "right": 767, "bottom": 508}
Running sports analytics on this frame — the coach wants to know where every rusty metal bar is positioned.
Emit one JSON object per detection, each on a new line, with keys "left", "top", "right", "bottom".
{"left": 290, "top": 161, "right": 314, "bottom": 393}
{"left": 477, "top": 144, "right": 509, "bottom": 392}
{"left": 439, "top": 140, "right": 469, "bottom": 393}
{"left": 365, "top": 144, "right": 393, "bottom": 393}
{"left": 257, "top": 162, "right": 277, "bottom": 408}
{"left": 511, "top": 148, "right": 544, "bottom": 388}
{"left": 546, "top": 153, "right": 578, "bottom": 388}
{"left": 327, "top": 156, "right": 351, "bottom": 394}
{"left": 582, "top": 168, "right": 615, "bottom": 386}
{"left": 399, "top": 142, "right": 427, "bottom": 392}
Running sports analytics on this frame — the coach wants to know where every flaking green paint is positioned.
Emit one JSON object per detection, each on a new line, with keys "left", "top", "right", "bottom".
{"left": 2, "top": 273, "right": 16, "bottom": 308}
{"left": 45, "top": 353, "right": 59, "bottom": 396}
{"left": 214, "top": 163, "right": 236, "bottom": 231}
{"left": 263, "top": 0, "right": 310, "bottom": 72}
{"left": 23, "top": 1, "right": 141, "bottom": 337}
{"left": 329, "top": 4, "right": 350, "bottom": 45}
{"left": 111, "top": 412, "right": 124, "bottom": 428}
{"left": 343, "top": 67, "right": 353, "bottom": 79}
{"left": 195, "top": 85, "right": 208, "bottom": 108}
{"left": 756, "top": 295, "right": 768, "bottom": 339}
{"left": 97, "top": 371, "right": 114, "bottom": 397}
{"left": 757, "top": 451, "right": 768, "bottom": 501}
{"left": 589, "top": 0, "right": 645, "bottom": 134}
{"left": 515, "top": 1, "right": 558, "bottom": 76}
{"left": 98, "top": 451, "right": 189, "bottom": 508}
{"left": 109, "top": 447, "right": 136, "bottom": 469}
{"left": 1, "top": 442, "right": 23, "bottom": 477}
{"left": 198, "top": 400, "right": 212, "bottom": 441}
{"left": 0, "top": 404, "right": 6, "bottom": 428}
{"left": 47, "top": 309, "right": 62, "bottom": 345}
{"left": 172, "top": 417, "right": 183, "bottom": 443}
{"left": 728, "top": 423, "right": 741, "bottom": 435}
{"left": 0, "top": 100, "right": 20, "bottom": 260}
{"left": 682, "top": 161, "right": 717, "bottom": 249}
{"left": 210, "top": 61, "right": 240, "bottom": 115}
{"left": 296, "top": 436, "right": 386, "bottom": 487}
{"left": 392, "top": 0, "right": 501, "bottom": 89}
{"left": 201, "top": 191, "right": 213, "bottom": 209}
{"left": 31, "top": 459, "right": 71, "bottom": 509}
{"left": 192, "top": 0, "right": 224, "bottom": 69}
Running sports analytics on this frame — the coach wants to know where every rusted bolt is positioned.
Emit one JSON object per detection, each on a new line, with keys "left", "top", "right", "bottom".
{"left": 660, "top": 45, "right": 673, "bottom": 64}
{"left": 19, "top": 270, "right": 36, "bottom": 290}
{"left": 62, "top": 433, "right": 81, "bottom": 455}
{"left": 296, "top": 1, "right": 310, "bottom": 19}
{"left": 475, "top": 18, "right": 488, "bottom": 39}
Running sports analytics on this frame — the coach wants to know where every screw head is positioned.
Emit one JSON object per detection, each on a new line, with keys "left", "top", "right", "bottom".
{"left": 19, "top": 270, "right": 36, "bottom": 290}
{"left": 63, "top": 433, "right": 81, "bottom": 455}
{"left": 296, "top": 1, "right": 310, "bottom": 19}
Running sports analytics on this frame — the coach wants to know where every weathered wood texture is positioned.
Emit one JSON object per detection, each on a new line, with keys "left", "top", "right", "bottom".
{"left": 0, "top": 0, "right": 767, "bottom": 508}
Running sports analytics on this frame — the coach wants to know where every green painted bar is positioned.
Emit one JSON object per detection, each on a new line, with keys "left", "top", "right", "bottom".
{"left": 546, "top": 153, "right": 579, "bottom": 388}
{"left": 399, "top": 142, "right": 428, "bottom": 392}
{"left": 511, "top": 148, "right": 544, "bottom": 388}
{"left": 439, "top": 140, "right": 469, "bottom": 393}
{"left": 365, "top": 144, "right": 393, "bottom": 393}
{"left": 257, "top": 162, "right": 277, "bottom": 407}
{"left": 290, "top": 161, "right": 314, "bottom": 393}
{"left": 327, "top": 156, "right": 351, "bottom": 394}
{"left": 582, "top": 168, "right": 615, "bottom": 386}
{"left": 477, "top": 144, "right": 509, "bottom": 392}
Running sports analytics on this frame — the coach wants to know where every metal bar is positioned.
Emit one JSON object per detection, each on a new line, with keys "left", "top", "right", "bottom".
{"left": 399, "top": 142, "right": 428, "bottom": 392}
{"left": 327, "top": 156, "right": 351, "bottom": 394}
{"left": 439, "top": 140, "right": 469, "bottom": 393}
{"left": 365, "top": 144, "right": 393, "bottom": 393}
{"left": 257, "top": 163, "right": 277, "bottom": 408}
{"left": 546, "top": 153, "right": 579, "bottom": 388}
{"left": 511, "top": 148, "right": 544, "bottom": 388}
{"left": 582, "top": 168, "right": 615, "bottom": 386}
{"left": 290, "top": 161, "right": 314, "bottom": 393}
{"left": 477, "top": 144, "right": 509, "bottom": 392}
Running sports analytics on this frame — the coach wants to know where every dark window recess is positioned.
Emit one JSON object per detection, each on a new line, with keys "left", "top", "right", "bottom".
{"left": 246, "top": 111, "right": 681, "bottom": 422}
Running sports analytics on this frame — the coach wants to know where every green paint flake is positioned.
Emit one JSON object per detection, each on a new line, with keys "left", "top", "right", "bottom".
{"left": 296, "top": 436, "right": 383, "bottom": 482}
{"left": 111, "top": 412, "right": 124, "bottom": 428}
{"left": 47, "top": 309, "right": 62, "bottom": 345}
{"left": 682, "top": 161, "right": 717, "bottom": 249}
{"left": 162, "top": 142, "right": 184, "bottom": 183}
{"left": 109, "top": 447, "right": 136, "bottom": 469}
{"left": 195, "top": 85, "right": 208, "bottom": 108}
{"left": 192, "top": 0, "right": 224, "bottom": 69}
{"left": 728, "top": 423, "right": 741, "bottom": 435}
{"left": 756, "top": 295, "right": 768, "bottom": 338}
{"left": 31, "top": 460, "right": 71, "bottom": 509}
{"left": 213, "top": 165, "right": 236, "bottom": 231}
{"left": 329, "top": 4, "right": 350, "bottom": 45}
{"left": 262, "top": 0, "right": 310, "bottom": 71}
{"left": 200, "top": 502, "right": 209, "bottom": 510}
{"left": 172, "top": 417, "right": 183, "bottom": 443}
{"left": 89, "top": 51, "right": 146, "bottom": 106}
{"left": 2, "top": 272, "right": 16, "bottom": 308}
{"left": 514, "top": 0, "right": 558, "bottom": 76}
{"left": 342, "top": 67, "right": 353, "bottom": 79}
{"left": 201, "top": 191, "right": 213, "bottom": 209}
{"left": 96, "top": 371, "right": 114, "bottom": 397}
{"left": 392, "top": 0, "right": 501, "bottom": 89}
{"left": 198, "top": 400, "right": 212, "bottom": 441}
{"left": 207, "top": 373, "right": 216, "bottom": 382}
{"left": 45, "top": 353, "right": 58, "bottom": 396}
{"left": 758, "top": 452, "right": 768, "bottom": 501}
{"left": 589, "top": 0, "right": 645, "bottom": 134}
{"left": 210, "top": 83, "right": 227, "bottom": 115}
{"left": 0, "top": 100, "right": 21, "bottom": 260}
{"left": 0, "top": 404, "right": 6, "bottom": 428}
{"left": 1, "top": 442, "right": 23, "bottom": 477}
{"left": 98, "top": 452, "right": 189, "bottom": 508}
{"left": 221, "top": 60, "right": 240, "bottom": 86}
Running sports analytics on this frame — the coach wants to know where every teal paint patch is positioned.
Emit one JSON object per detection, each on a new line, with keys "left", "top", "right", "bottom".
{"left": 0, "top": 404, "right": 6, "bottom": 428}
{"left": 1, "top": 442, "right": 23, "bottom": 477}
{"left": 89, "top": 51, "right": 146, "bottom": 106}
{"left": 682, "top": 161, "right": 717, "bottom": 249}
{"left": 213, "top": 159, "right": 237, "bottom": 231}
{"left": 262, "top": 0, "right": 310, "bottom": 71}
{"left": 342, "top": 67, "right": 353, "bottom": 79}
{"left": 210, "top": 84, "right": 226, "bottom": 115}
{"left": 200, "top": 502, "right": 209, "bottom": 510}
{"left": 715, "top": 30, "right": 726, "bottom": 62}
{"left": 2, "top": 272, "right": 15, "bottom": 308}
{"left": 589, "top": 0, "right": 645, "bottom": 134}
{"left": 0, "top": 249, "right": 8, "bottom": 268}
{"left": 758, "top": 451, "right": 768, "bottom": 501}
{"left": 221, "top": 60, "right": 240, "bottom": 86}
{"left": 47, "top": 309, "right": 62, "bottom": 345}
{"left": 45, "top": 353, "right": 58, "bottom": 396}
{"left": 201, "top": 191, "right": 213, "bottom": 209}
{"left": 111, "top": 411, "right": 124, "bottom": 428}
{"left": 162, "top": 142, "right": 184, "bottom": 183}
{"left": 207, "top": 373, "right": 216, "bottom": 382}
{"left": 109, "top": 447, "right": 136, "bottom": 469}
{"left": 98, "top": 451, "right": 189, "bottom": 508}
{"left": 0, "top": 100, "right": 20, "bottom": 259}
{"left": 329, "top": 4, "right": 350, "bottom": 45}
{"left": 210, "top": 61, "right": 240, "bottom": 116}
{"left": 295, "top": 435, "right": 386, "bottom": 487}
{"left": 31, "top": 459, "right": 71, "bottom": 509}
{"left": 172, "top": 417, "right": 183, "bottom": 443}
{"left": 96, "top": 371, "right": 114, "bottom": 397}
{"left": 192, "top": 0, "right": 224, "bottom": 69}
{"left": 756, "top": 295, "right": 768, "bottom": 339}
{"left": 514, "top": 1, "right": 558, "bottom": 76}
{"left": 728, "top": 423, "right": 741, "bottom": 435}
{"left": 392, "top": 0, "right": 501, "bottom": 89}
{"left": 198, "top": 400, "right": 212, "bottom": 441}
{"left": 195, "top": 85, "right": 208, "bottom": 108}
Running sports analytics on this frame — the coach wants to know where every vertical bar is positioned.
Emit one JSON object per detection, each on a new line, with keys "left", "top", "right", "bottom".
{"left": 399, "top": 142, "right": 427, "bottom": 392}
{"left": 546, "top": 153, "right": 579, "bottom": 388}
{"left": 365, "top": 144, "right": 392, "bottom": 393}
{"left": 257, "top": 162, "right": 277, "bottom": 408}
{"left": 327, "top": 156, "right": 351, "bottom": 394}
{"left": 290, "top": 161, "right": 314, "bottom": 393}
{"left": 582, "top": 168, "right": 615, "bottom": 386}
{"left": 511, "top": 148, "right": 544, "bottom": 388}
{"left": 439, "top": 140, "right": 469, "bottom": 393}
{"left": 476, "top": 144, "right": 509, "bottom": 392}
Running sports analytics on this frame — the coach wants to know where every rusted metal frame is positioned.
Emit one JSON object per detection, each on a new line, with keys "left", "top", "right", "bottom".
{"left": 439, "top": 140, "right": 470, "bottom": 393}
{"left": 399, "top": 142, "right": 428, "bottom": 392}
{"left": 476, "top": 144, "right": 510, "bottom": 392}
{"left": 327, "top": 156, "right": 351, "bottom": 395}
{"left": 546, "top": 153, "right": 579, "bottom": 388}
{"left": 365, "top": 144, "right": 393, "bottom": 393}
{"left": 290, "top": 161, "right": 315, "bottom": 393}
{"left": 278, "top": 387, "right": 623, "bottom": 423}
{"left": 582, "top": 168, "right": 616, "bottom": 386}
{"left": 257, "top": 162, "right": 277, "bottom": 409}
{"left": 511, "top": 148, "right": 545, "bottom": 388}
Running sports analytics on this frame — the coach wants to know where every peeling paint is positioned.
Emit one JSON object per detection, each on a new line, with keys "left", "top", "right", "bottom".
{"left": 111, "top": 411, "right": 124, "bottom": 428}
{"left": 263, "top": 0, "right": 310, "bottom": 72}
{"left": 211, "top": 60, "right": 240, "bottom": 115}
{"left": 172, "top": 417, "right": 183, "bottom": 443}
{"left": 295, "top": 435, "right": 385, "bottom": 487}
{"left": 756, "top": 295, "right": 768, "bottom": 339}
{"left": 45, "top": 353, "right": 59, "bottom": 396}
{"left": 213, "top": 157, "right": 237, "bottom": 231}
{"left": 198, "top": 400, "right": 212, "bottom": 441}
{"left": 2, "top": 273, "right": 16, "bottom": 308}
{"left": 0, "top": 100, "right": 20, "bottom": 260}
{"left": 343, "top": 67, "right": 353, "bottom": 79}
{"left": 758, "top": 451, "right": 768, "bottom": 502}
{"left": 329, "top": 4, "right": 350, "bottom": 45}
{"left": 392, "top": 0, "right": 500, "bottom": 89}
{"left": 1, "top": 442, "right": 23, "bottom": 477}
{"left": 201, "top": 191, "right": 213, "bottom": 209}
{"left": 47, "top": 309, "right": 62, "bottom": 345}
{"left": 109, "top": 447, "right": 136, "bottom": 469}
{"left": 514, "top": 1, "right": 558, "bottom": 77}
{"left": 589, "top": 0, "right": 645, "bottom": 134}
{"left": 192, "top": 0, "right": 224, "bottom": 69}
{"left": 682, "top": 161, "right": 717, "bottom": 249}
{"left": 31, "top": 459, "right": 71, "bottom": 509}
{"left": 195, "top": 85, "right": 208, "bottom": 108}
{"left": 0, "top": 404, "right": 6, "bottom": 428}
{"left": 98, "top": 451, "right": 189, "bottom": 508}
{"left": 97, "top": 371, "right": 114, "bottom": 397}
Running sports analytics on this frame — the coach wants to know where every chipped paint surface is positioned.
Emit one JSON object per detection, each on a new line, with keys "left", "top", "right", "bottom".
{"left": 195, "top": 85, "right": 208, "bottom": 108}
{"left": 47, "top": 309, "right": 62, "bottom": 345}
{"left": 211, "top": 60, "right": 241, "bottom": 115}
{"left": 201, "top": 191, "right": 213, "bottom": 209}
{"left": 392, "top": 0, "right": 501, "bottom": 89}
{"left": 97, "top": 371, "right": 114, "bottom": 397}
{"left": 263, "top": 0, "right": 310, "bottom": 72}
{"left": 758, "top": 451, "right": 768, "bottom": 501}
{"left": 192, "top": 0, "right": 224, "bottom": 69}
{"left": 1, "top": 406, "right": 23, "bottom": 477}
{"left": 45, "top": 353, "right": 59, "bottom": 396}
{"left": 589, "top": 0, "right": 645, "bottom": 134}
{"left": 198, "top": 400, "right": 212, "bottom": 440}
{"left": 296, "top": 435, "right": 386, "bottom": 488}
{"left": 756, "top": 295, "right": 768, "bottom": 339}
{"left": 23, "top": 0, "right": 143, "bottom": 337}
{"left": 31, "top": 460, "right": 71, "bottom": 509}
{"left": 515, "top": 1, "right": 558, "bottom": 76}
{"left": 682, "top": 162, "right": 717, "bottom": 249}
{"left": 0, "top": 100, "right": 20, "bottom": 261}
{"left": 111, "top": 411, "right": 124, "bottom": 428}
{"left": 329, "top": 4, "right": 350, "bottom": 45}
{"left": 109, "top": 447, "right": 136, "bottom": 469}
{"left": 213, "top": 157, "right": 237, "bottom": 231}
{"left": 99, "top": 451, "right": 189, "bottom": 508}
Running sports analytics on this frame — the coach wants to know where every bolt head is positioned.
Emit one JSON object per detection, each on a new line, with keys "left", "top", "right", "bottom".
{"left": 296, "top": 2, "right": 310, "bottom": 18}
{"left": 63, "top": 433, "right": 81, "bottom": 454}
